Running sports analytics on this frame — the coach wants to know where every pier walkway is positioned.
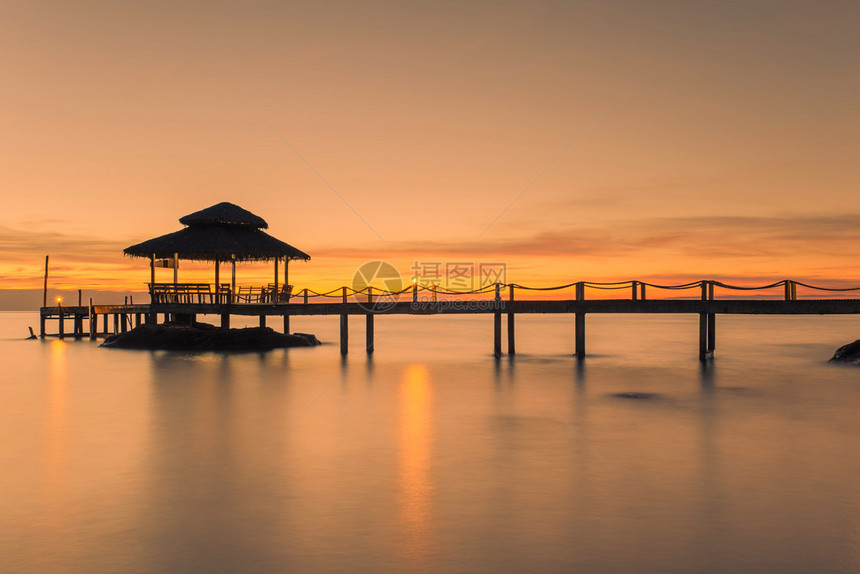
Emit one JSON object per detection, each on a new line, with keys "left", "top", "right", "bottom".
{"left": 39, "top": 279, "right": 860, "bottom": 360}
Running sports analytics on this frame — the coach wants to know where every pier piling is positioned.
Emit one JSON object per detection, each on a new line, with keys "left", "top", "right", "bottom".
{"left": 340, "top": 314, "right": 348, "bottom": 355}
{"left": 507, "top": 285, "right": 516, "bottom": 355}
{"left": 575, "top": 282, "right": 585, "bottom": 359}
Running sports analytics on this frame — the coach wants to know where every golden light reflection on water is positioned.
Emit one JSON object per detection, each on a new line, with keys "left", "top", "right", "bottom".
{"left": 44, "top": 340, "right": 68, "bottom": 505}
{"left": 398, "top": 363, "right": 434, "bottom": 567}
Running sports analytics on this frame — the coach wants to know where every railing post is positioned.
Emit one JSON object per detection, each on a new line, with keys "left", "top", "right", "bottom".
{"left": 507, "top": 284, "right": 516, "bottom": 355}
{"left": 342, "top": 286, "right": 347, "bottom": 304}
{"left": 303, "top": 288, "right": 309, "bottom": 305}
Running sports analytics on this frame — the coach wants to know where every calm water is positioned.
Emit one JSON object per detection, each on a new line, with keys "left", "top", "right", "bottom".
{"left": 0, "top": 311, "right": 857, "bottom": 573}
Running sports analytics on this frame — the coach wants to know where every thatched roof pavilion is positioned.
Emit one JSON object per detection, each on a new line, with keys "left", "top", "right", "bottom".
{"left": 124, "top": 202, "right": 310, "bottom": 301}
{"left": 124, "top": 202, "right": 310, "bottom": 262}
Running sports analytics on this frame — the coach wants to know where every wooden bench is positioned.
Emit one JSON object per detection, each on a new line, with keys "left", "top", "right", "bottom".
{"left": 266, "top": 284, "right": 293, "bottom": 303}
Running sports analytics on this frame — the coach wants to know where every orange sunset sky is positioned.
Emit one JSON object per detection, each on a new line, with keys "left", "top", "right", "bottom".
{"left": 1, "top": 1, "right": 858, "bottom": 308}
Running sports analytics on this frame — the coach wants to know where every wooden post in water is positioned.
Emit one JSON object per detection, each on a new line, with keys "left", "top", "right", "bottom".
{"left": 699, "top": 281, "right": 708, "bottom": 360}
{"left": 707, "top": 281, "right": 716, "bottom": 353}
{"left": 366, "top": 287, "right": 374, "bottom": 353}
{"left": 43, "top": 255, "right": 49, "bottom": 309}
{"left": 57, "top": 303, "right": 64, "bottom": 339}
{"left": 575, "top": 282, "right": 586, "bottom": 359}
{"left": 340, "top": 314, "right": 348, "bottom": 355}
{"left": 507, "top": 284, "right": 516, "bottom": 355}
{"left": 89, "top": 298, "right": 95, "bottom": 340}
{"left": 493, "top": 283, "right": 502, "bottom": 357}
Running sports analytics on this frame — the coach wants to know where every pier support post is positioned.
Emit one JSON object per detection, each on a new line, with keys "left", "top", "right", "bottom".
{"left": 507, "top": 285, "right": 515, "bottom": 355}
{"left": 493, "top": 283, "right": 502, "bottom": 357}
{"left": 103, "top": 314, "right": 108, "bottom": 334}
{"left": 575, "top": 282, "right": 585, "bottom": 359}
{"left": 58, "top": 307, "right": 64, "bottom": 339}
{"left": 113, "top": 314, "right": 119, "bottom": 334}
{"left": 283, "top": 315, "right": 290, "bottom": 334}
{"left": 259, "top": 315, "right": 266, "bottom": 328}
{"left": 74, "top": 314, "right": 82, "bottom": 336}
{"left": 698, "top": 281, "right": 709, "bottom": 360}
{"left": 40, "top": 313, "right": 45, "bottom": 338}
{"left": 366, "top": 287, "right": 374, "bottom": 353}
{"left": 366, "top": 314, "right": 374, "bottom": 353}
{"left": 707, "top": 281, "right": 716, "bottom": 353}
{"left": 89, "top": 299, "right": 95, "bottom": 340}
{"left": 221, "top": 313, "right": 230, "bottom": 330}
{"left": 340, "top": 314, "right": 348, "bottom": 355}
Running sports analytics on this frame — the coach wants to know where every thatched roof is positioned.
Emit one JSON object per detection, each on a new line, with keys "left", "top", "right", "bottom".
{"left": 179, "top": 202, "right": 268, "bottom": 229}
{"left": 123, "top": 203, "right": 310, "bottom": 262}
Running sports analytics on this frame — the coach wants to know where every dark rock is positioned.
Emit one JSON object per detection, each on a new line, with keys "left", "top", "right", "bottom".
{"left": 829, "top": 339, "right": 860, "bottom": 364}
{"left": 613, "top": 392, "right": 658, "bottom": 400}
{"left": 101, "top": 324, "right": 321, "bottom": 351}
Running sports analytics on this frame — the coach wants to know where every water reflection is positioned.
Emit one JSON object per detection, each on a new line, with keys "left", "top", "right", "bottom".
{"left": 44, "top": 340, "right": 68, "bottom": 496}
{"left": 398, "top": 364, "right": 434, "bottom": 567}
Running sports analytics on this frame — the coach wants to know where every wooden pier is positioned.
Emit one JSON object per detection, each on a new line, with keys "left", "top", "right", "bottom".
{"left": 38, "top": 280, "right": 860, "bottom": 361}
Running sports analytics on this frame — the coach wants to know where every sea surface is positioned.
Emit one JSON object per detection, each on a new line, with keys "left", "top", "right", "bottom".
{"left": 0, "top": 311, "right": 857, "bottom": 573}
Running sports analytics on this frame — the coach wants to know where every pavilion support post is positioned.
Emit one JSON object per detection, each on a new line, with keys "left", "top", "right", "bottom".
{"left": 231, "top": 256, "right": 236, "bottom": 303}
{"left": 340, "top": 314, "right": 348, "bottom": 355}
{"left": 507, "top": 285, "right": 515, "bottom": 355}
{"left": 214, "top": 258, "right": 220, "bottom": 304}
{"left": 274, "top": 257, "right": 279, "bottom": 304}
{"left": 366, "top": 287, "right": 374, "bottom": 354}
{"left": 575, "top": 282, "right": 586, "bottom": 359}
{"left": 493, "top": 283, "right": 502, "bottom": 357}
{"left": 173, "top": 253, "right": 178, "bottom": 290}
{"left": 284, "top": 259, "right": 289, "bottom": 290}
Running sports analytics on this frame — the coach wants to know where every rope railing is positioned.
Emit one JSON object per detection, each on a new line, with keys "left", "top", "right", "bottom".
{"left": 290, "top": 278, "right": 860, "bottom": 302}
